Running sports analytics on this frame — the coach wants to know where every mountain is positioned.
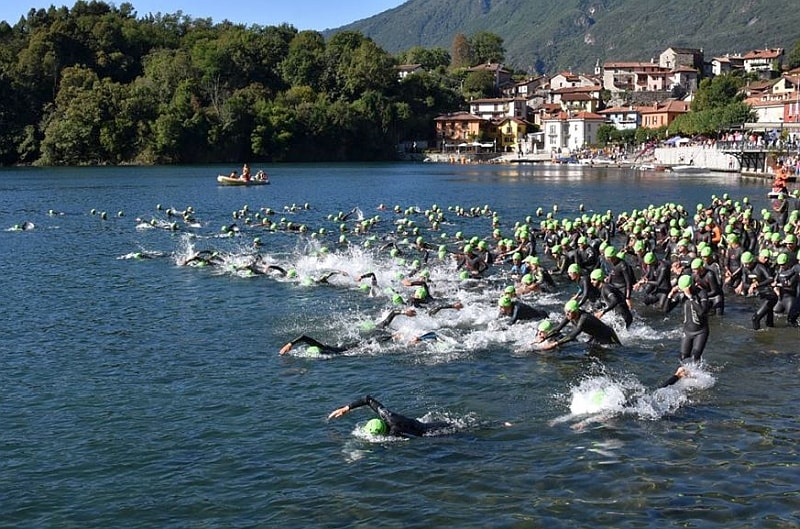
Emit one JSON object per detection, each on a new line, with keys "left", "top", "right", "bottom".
{"left": 335, "top": 0, "right": 799, "bottom": 74}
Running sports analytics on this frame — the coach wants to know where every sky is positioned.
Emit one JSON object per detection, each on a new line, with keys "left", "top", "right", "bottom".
{"left": 0, "top": 0, "right": 407, "bottom": 30}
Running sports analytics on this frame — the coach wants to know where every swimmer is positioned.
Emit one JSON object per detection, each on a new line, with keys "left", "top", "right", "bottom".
{"left": 327, "top": 394, "right": 451, "bottom": 437}
{"left": 497, "top": 294, "right": 548, "bottom": 325}
{"left": 540, "top": 300, "right": 621, "bottom": 350}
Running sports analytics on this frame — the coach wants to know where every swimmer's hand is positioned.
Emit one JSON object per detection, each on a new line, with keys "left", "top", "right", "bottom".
{"left": 279, "top": 343, "right": 293, "bottom": 355}
{"left": 539, "top": 340, "right": 559, "bottom": 351}
{"left": 327, "top": 405, "right": 350, "bottom": 420}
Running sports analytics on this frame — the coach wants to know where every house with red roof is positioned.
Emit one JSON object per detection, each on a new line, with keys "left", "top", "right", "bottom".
{"left": 638, "top": 100, "right": 690, "bottom": 129}
{"left": 742, "top": 48, "right": 784, "bottom": 75}
{"left": 542, "top": 111, "right": 606, "bottom": 152}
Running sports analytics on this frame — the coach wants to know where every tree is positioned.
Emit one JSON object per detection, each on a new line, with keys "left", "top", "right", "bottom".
{"left": 787, "top": 38, "right": 800, "bottom": 70}
{"left": 470, "top": 31, "right": 504, "bottom": 64}
{"left": 692, "top": 74, "right": 744, "bottom": 112}
{"left": 462, "top": 70, "right": 496, "bottom": 99}
{"left": 450, "top": 33, "right": 471, "bottom": 69}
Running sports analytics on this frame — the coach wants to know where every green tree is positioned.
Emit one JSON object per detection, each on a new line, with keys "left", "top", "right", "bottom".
{"left": 281, "top": 30, "right": 325, "bottom": 89}
{"left": 787, "top": 38, "right": 800, "bottom": 70}
{"left": 470, "top": 31, "right": 504, "bottom": 64}
{"left": 692, "top": 74, "right": 744, "bottom": 112}
{"left": 462, "top": 69, "right": 496, "bottom": 98}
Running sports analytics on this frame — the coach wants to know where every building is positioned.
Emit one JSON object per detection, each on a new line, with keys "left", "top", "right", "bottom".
{"left": 743, "top": 48, "right": 784, "bottom": 75}
{"left": 660, "top": 47, "right": 703, "bottom": 71}
{"left": 434, "top": 112, "right": 486, "bottom": 149}
{"left": 597, "top": 106, "right": 641, "bottom": 131}
{"left": 710, "top": 55, "right": 744, "bottom": 77}
{"left": 542, "top": 111, "right": 605, "bottom": 152}
{"left": 638, "top": 100, "right": 690, "bottom": 129}
{"left": 468, "top": 98, "right": 528, "bottom": 121}
{"left": 396, "top": 64, "right": 424, "bottom": 80}
{"left": 465, "top": 62, "right": 513, "bottom": 90}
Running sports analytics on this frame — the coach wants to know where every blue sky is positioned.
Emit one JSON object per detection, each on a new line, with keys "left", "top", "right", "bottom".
{"left": 0, "top": 0, "right": 406, "bottom": 30}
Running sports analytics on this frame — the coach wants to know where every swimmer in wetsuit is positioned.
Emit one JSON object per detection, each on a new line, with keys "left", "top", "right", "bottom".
{"left": 540, "top": 300, "right": 621, "bottom": 350}
{"left": 498, "top": 294, "right": 548, "bottom": 325}
{"left": 278, "top": 308, "right": 420, "bottom": 355}
{"left": 327, "top": 394, "right": 451, "bottom": 437}
{"left": 668, "top": 274, "right": 710, "bottom": 362}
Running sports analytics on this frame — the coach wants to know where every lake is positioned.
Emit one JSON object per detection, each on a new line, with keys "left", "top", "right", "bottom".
{"left": 1, "top": 163, "right": 797, "bottom": 528}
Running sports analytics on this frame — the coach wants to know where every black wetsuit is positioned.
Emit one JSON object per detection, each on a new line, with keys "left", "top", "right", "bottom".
{"left": 641, "top": 259, "right": 671, "bottom": 309}
{"left": 345, "top": 395, "right": 449, "bottom": 437}
{"left": 548, "top": 310, "right": 621, "bottom": 346}
{"left": 679, "top": 287, "right": 710, "bottom": 361}
{"left": 608, "top": 258, "right": 635, "bottom": 302}
{"left": 773, "top": 265, "right": 797, "bottom": 317}
{"left": 574, "top": 275, "right": 600, "bottom": 307}
{"left": 693, "top": 267, "right": 725, "bottom": 315}
{"left": 598, "top": 282, "right": 633, "bottom": 328}
{"left": 506, "top": 300, "right": 548, "bottom": 325}
{"left": 745, "top": 262, "right": 777, "bottom": 329}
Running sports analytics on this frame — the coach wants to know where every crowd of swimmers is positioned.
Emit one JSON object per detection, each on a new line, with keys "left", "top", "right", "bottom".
{"left": 161, "top": 180, "right": 800, "bottom": 438}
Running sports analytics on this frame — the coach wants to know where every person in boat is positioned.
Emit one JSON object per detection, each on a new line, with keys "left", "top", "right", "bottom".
{"left": 327, "top": 394, "right": 451, "bottom": 437}
{"left": 241, "top": 164, "right": 251, "bottom": 182}
{"left": 228, "top": 170, "right": 238, "bottom": 178}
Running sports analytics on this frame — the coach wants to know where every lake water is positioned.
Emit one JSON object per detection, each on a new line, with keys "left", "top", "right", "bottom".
{"left": 1, "top": 164, "right": 798, "bottom": 528}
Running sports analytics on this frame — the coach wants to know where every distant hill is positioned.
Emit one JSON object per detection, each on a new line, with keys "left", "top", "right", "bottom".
{"left": 335, "top": 0, "right": 799, "bottom": 74}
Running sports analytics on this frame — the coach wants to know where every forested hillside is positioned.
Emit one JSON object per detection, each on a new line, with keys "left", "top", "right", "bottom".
{"left": 0, "top": 2, "right": 462, "bottom": 165}
{"left": 340, "top": 0, "right": 799, "bottom": 73}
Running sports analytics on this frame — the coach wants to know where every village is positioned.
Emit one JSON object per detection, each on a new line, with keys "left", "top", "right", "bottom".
{"left": 414, "top": 46, "right": 797, "bottom": 173}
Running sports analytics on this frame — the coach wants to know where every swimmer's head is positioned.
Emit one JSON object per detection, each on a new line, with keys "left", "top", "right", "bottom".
{"left": 498, "top": 295, "right": 513, "bottom": 309}
{"left": 364, "top": 418, "right": 388, "bottom": 435}
{"left": 678, "top": 274, "right": 692, "bottom": 290}
{"left": 564, "top": 299, "right": 580, "bottom": 315}
{"left": 567, "top": 263, "right": 581, "bottom": 276}
{"left": 538, "top": 319, "right": 553, "bottom": 333}
{"left": 590, "top": 268, "right": 604, "bottom": 282}
{"left": 306, "top": 345, "right": 322, "bottom": 355}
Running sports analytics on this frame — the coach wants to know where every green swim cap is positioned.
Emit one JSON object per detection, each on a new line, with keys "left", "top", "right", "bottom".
{"left": 527, "top": 256, "right": 540, "bottom": 265}
{"left": 678, "top": 274, "right": 692, "bottom": 289}
{"left": 359, "top": 283, "right": 371, "bottom": 292}
{"left": 459, "top": 270, "right": 470, "bottom": 280}
{"left": 538, "top": 319, "right": 553, "bottom": 333}
{"left": 700, "top": 246, "right": 713, "bottom": 257}
{"left": 759, "top": 248, "right": 771, "bottom": 259}
{"left": 644, "top": 252, "right": 656, "bottom": 264}
{"left": 504, "top": 285, "right": 516, "bottom": 295}
{"left": 564, "top": 299, "right": 579, "bottom": 313}
{"left": 521, "top": 273, "right": 534, "bottom": 285}
{"left": 777, "top": 253, "right": 789, "bottom": 265}
{"left": 287, "top": 269, "right": 298, "bottom": 278}
{"left": 498, "top": 295, "right": 513, "bottom": 308}
{"left": 690, "top": 258, "right": 703, "bottom": 270}
{"left": 741, "top": 251, "right": 754, "bottom": 264}
{"left": 590, "top": 268, "right": 604, "bottom": 281}
{"left": 463, "top": 244, "right": 473, "bottom": 254}
{"left": 392, "top": 293, "right": 404, "bottom": 305}
{"left": 307, "top": 345, "right": 322, "bottom": 355}
{"left": 568, "top": 263, "right": 581, "bottom": 275}
{"left": 414, "top": 286, "right": 428, "bottom": 299}
{"left": 604, "top": 246, "right": 616, "bottom": 258}
{"left": 364, "top": 418, "right": 388, "bottom": 435}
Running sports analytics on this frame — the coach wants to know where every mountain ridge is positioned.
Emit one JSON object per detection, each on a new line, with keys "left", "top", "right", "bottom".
{"left": 334, "top": 0, "right": 798, "bottom": 74}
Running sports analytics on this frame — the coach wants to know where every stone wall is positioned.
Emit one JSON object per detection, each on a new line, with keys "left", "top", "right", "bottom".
{"left": 654, "top": 145, "right": 744, "bottom": 172}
